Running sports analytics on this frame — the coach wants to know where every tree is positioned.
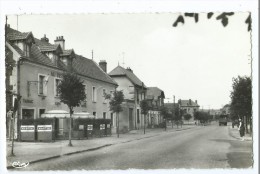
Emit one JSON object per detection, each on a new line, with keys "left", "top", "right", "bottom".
{"left": 230, "top": 76, "right": 252, "bottom": 133}
{"left": 140, "top": 99, "right": 150, "bottom": 134}
{"left": 183, "top": 114, "right": 192, "bottom": 124}
{"left": 106, "top": 90, "right": 124, "bottom": 138}
{"left": 173, "top": 12, "right": 251, "bottom": 32}
{"left": 159, "top": 106, "right": 170, "bottom": 131}
{"left": 58, "top": 72, "right": 86, "bottom": 146}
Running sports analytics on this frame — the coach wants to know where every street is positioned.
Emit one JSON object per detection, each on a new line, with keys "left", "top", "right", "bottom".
{"left": 18, "top": 123, "right": 252, "bottom": 170}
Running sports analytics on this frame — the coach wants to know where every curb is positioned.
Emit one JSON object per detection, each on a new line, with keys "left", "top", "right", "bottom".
{"left": 7, "top": 126, "right": 196, "bottom": 169}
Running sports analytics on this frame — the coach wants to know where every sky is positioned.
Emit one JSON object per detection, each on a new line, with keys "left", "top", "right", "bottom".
{"left": 7, "top": 13, "right": 251, "bottom": 109}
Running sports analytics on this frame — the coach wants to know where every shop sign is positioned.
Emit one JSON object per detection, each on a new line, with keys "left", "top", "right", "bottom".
{"left": 87, "top": 125, "right": 93, "bottom": 130}
{"left": 37, "top": 125, "right": 52, "bottom": 132}
{"left": 23, "top": 99, "right": 33, "bottom": 103}
{"left": 20, "top": 125, "right": 35, "bottom": 132}
{"left": 79, "top": 125, "right": 84, "bottom": 130}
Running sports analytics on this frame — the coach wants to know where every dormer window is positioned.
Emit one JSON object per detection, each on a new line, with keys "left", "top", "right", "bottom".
{"left": 24, "top": 44, "right": 30, "bottom": 57}
{"left": 61, "top": 57, "right": 68, "bottom": 66}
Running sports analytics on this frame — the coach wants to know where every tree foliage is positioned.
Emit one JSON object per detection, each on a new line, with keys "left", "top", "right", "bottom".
{"left": 183, "top": 114, "right": 192, "bottom": 121}
{"left": 140, "top": 99, "right": 150, "bottom": 115}
{"left": 230, "top": 76, "right": 252, "bottom": 120}
{"left": 58, "top": 72, "right": 86, "bottom": 146}
{"left": 58, "top": 72, "right": 86, "bottom": 112}
{"left": 160, "top": 105, "right": 171, "bottom": 120}
{"left": 194, "top": 111, "right": 211, "bottom": 122}
{"left": 106, "top": 90, "right": 124, "bottom": 113}
{"left": 173, "top": 12, "right": 251, "bottom": 31}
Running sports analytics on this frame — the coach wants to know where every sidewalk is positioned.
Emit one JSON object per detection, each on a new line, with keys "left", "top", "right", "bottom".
{"left": 228, "top": 125, "right": 253, "bottom": 141}
{"left": 6, "top": 124, "right": 196, "bottom": 169}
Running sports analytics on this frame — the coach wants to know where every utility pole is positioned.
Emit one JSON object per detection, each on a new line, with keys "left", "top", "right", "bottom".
{"left": 172, "top": 95, "right": 175, "bottom": 128}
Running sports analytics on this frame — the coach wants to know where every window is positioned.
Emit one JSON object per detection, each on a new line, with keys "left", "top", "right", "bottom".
{"left": 24, "top": 44, "right": 30, "bottom": 57}
{"left": 93, "top": 112, "right": 96, "bottom": 117}
{"left": 103, "top": 112, "right": 106, "bottom": 119}
{"left": 54, "top": 78, "right": 61, "bottom": 97}
{"left": 92, "top": 86, "right": 97, "bottom": 102}
{"left": 38, "top": 75, "right": 47, "bottom": 95}
{"left": 103, "top": 89, "right": 106, "bottom": 103}
{"left": 39, "top": 109, "right": 45, "bottom": 118}
{"left": 84, "top": 84, "right": 87, "bottom": 101}
{"left": 22, "top": 109, "right": 34, "bottom": 119}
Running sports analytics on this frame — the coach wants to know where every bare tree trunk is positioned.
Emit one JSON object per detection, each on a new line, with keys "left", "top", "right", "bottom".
{"left": 68, "top": 110, "right": 73, "bottom": 146}
{"left": 144, "top": 114, "right": 146, "bottom": 134}
{"left": 11, "top": 112, "right": 15, "bottom": 156}
{"left": 116, "top": 112, "right": 119, "bottom": 138}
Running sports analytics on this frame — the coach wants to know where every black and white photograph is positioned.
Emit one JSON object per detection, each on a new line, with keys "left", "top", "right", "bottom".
{"left": 1, "top": 1, "right": 258, "bottom": 174}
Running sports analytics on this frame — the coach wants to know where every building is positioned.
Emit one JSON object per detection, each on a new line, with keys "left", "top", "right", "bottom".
{"left": 109, "top": 66, "right": 147, "bottom": 132}
{"left": 5, "top": 25, "right": 117, "bottom": 139}
{"left": 178, "top": 99, "right": 200, "bottom": 120}
{"left": 146, "top": 87, "right": 165, "bottom": 127}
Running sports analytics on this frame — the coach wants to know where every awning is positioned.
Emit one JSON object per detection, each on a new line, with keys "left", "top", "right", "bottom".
{"left": 41, "top": 110, "right": 69, "bottom": 118}
{"left": 41, "top": 110, "right": 95, "bottom": 119}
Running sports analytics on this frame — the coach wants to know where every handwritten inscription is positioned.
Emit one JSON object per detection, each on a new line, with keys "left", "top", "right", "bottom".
{"left": 12, "top": 161, "right": 29, "bottom": 169}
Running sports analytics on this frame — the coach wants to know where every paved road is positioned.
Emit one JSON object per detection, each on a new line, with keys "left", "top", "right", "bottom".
{"left": 21, "top": 123, "right": 252, "bottom": 170}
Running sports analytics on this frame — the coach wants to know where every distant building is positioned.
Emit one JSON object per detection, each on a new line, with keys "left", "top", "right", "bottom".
{"left": 5, "top": 26, "right": 117, "bottom": 139}
{"left": 109, "top": 66, "right": 146, "bottom": 132}
{"left": 146, "top": 87, "right": 165, "bottom": 127}
{"left": 178, "top": 99, "right": 200, "bottom": 120}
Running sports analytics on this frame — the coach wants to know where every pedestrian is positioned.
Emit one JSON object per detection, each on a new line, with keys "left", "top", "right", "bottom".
{"left": 238, "top": 118, "right": 245, "bottom": 141}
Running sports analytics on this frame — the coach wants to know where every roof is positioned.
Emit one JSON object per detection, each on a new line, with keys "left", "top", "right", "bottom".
{"left": 34, "top": 38, "right": 61, "bottom": 52}
{"left": 6, "top": 27, "right": 117, "bottom": 86}
{"left": 179, "top": 99, "right": 200, "bottom": 107}
{"left": 73, "top": 55, "right": 117, "bottom": 85}
{"left": 6, "top": 27, "right": 35, "bottom": 43}
{"left": 164, "top": 103, "right": 179, "bottom": 109}
{"left": 146, "top": 87, "right": 165, "bottom": 100}
{"left": 109, "top": 66, "right": 146, "bottom": 88}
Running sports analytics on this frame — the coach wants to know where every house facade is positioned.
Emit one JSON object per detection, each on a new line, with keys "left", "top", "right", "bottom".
{"left": 178, "top": 99, "right": 200, "bottom": 120}
{"left": 146, "top": 87, "right": 165, "bottom": 127}
{"left": 5, "top": 26, "right": 117, "bottom": 139}
{"left": 109, "top": 66, "right": 147, "bottom": 132}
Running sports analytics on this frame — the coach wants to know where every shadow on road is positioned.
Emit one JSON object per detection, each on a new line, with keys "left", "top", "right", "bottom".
{"left": 210, "top": 138, "right": 253, "bottom": 168}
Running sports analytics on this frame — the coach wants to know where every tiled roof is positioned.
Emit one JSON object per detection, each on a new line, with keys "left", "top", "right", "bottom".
{"left": 146, "top": 87, "right": 165, "bottom": 100}
{"left": 73, "top": 55, "right": 117, "bottom": 85}
{"left": 6, "top": 27, "right": 117, "bottom": 85}
{"left": 179, "top": 100, "right": 199, "bottom": 107}
{"left": 6, "top": 27, "right": 34, "bottom": 42}
{"left": 34, "top": 38, "right": 61, "bottom": 52}
{"left": 109, "top": 66, "right": 146, "bottom": 88}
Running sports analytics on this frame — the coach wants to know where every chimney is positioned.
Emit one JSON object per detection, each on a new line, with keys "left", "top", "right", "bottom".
{"left": 126, "top": 67, "right": 133, "bottom": 73}
{"left": 54, "top": 36, "right": 65, "bottom": 50}
{"left": 195, "top": 100, "right": 197, "bottom": 104}
{"left": 41, "top": 34, "right": 49, "bottom": 43}
{"left": 189, "top": 99, "right": 191, "bottom": 105}
{"left": 99, "top": 60, "right": 107, "bottom": 73}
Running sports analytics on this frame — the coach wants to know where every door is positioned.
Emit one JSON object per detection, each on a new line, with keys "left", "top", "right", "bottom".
{"left": 129, "top": 108, "right": 134, "bottom": 130}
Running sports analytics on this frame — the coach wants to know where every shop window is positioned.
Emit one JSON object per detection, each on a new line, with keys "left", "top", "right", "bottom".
{"left": 39, "top": 109, "right": 45, "bottom": 118}
{"left": 22, "top": 109, "right": 34, "bottom": 119}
